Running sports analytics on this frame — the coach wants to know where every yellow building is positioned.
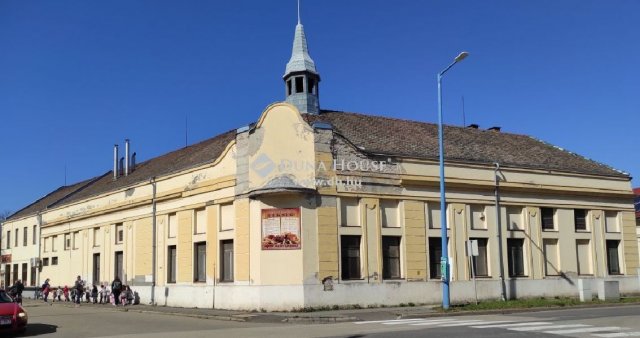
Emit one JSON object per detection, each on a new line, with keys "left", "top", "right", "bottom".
{"left": 1, "top": 19, "right": 638, "bottom": 309}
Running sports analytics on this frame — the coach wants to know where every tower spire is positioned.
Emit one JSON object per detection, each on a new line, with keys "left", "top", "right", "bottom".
{"left": 283, "top": 0, "right": 320, "bottom": 115}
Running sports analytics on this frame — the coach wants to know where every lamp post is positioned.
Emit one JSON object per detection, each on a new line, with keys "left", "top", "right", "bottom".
{"left": 437, "top": 51, "right": 468, "bottom": 310}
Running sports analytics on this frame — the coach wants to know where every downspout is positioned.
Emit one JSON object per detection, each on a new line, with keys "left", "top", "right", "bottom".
{"left": 150, "top": 177, "right": 157, "bottom": 305}
{"left": 494, "top": 163, "right": 507, "bottom": 301}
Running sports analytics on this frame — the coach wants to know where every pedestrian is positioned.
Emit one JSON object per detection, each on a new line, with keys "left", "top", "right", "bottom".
{"left": 119, "top": 286, "right": 128, "bottom": 306}
{"left": 111, "top": 276, "right": 122, "bottom": 306}
{"left": 42, "top": 278, "right": 51, "bottom": 303}
{"left": 74, "top": 276, "right": 84, "bottom": 305}
{"left": 99, "top": 285, "right": 106, "bottom": 304}
{"left": 104, "top": 286, "right": 111, "bottom": 305}
{"left": 91, "top": 285, "right": 98, "bottom": 304}
{"left": 63, "top": 285, "right": 70, "bottom": 302}
{"left": 125, "top": 286, "right": 134, "bottom": 305}
{"left": 8, "top": 280, "right": 24, "bottom": 304}
{"left": 56, "top": 286, "right": 63, "bottom": 301}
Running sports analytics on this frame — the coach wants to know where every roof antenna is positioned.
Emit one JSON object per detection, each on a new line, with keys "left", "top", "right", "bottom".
{"left": 297, "top": 0, "right": 301, "bottom": 24}
{"left": 462, "top": 95, "right": 466, "bottom": 127}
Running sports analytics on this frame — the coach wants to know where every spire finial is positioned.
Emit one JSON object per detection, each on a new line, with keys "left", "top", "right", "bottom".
{"left": 297, "top": 0, "right": 301, "bottom": 24}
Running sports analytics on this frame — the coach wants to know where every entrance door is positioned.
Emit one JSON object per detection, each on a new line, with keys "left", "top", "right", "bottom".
{"left": 114, "top": 252, "right": 123, "bottom": 280}
{"left": 93, "top": 254, "right": 100, "bottom": 283}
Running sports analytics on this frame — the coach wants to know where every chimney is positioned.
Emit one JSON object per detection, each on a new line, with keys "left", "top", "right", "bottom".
{"left": 488, "top": 126, "right": 501, "bottom": 132}
{"left": 113, "top": 145, "right": 119, "bottom": 180}
{"left": 131, "top": 152, "right": 137, "bottom": 173}
{"left": 467, "top": 124, "right": 479, "bottom": 129}
{"left": 119, "top": 157, "right": 124, "bottom": 177}
{"left": 125, "top": 139, "right": 130, "bottom": 176}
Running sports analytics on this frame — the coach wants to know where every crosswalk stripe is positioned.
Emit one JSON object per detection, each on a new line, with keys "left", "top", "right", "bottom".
{"left": 384, "top": 319, "right": 455, "bottom": 325}
{"left": 410, "top": 319, "right": 473, "bottom": 326}
{"left": 354, "top": 318, "right": 429, "bottom": 324}
{"left": 509, "top": 324, "right": 590, "bottom": 332}
{"left": 435, "top": 320, "right": 486, "bottom": 327}
{"left": 545, "top": 326, "right": 624, "bottom": 334}
{"left": 594, "top": 333, "right": 640, "bottom": 338}
{"left": 472, "top": 321, "right": 553, "bottom": 328}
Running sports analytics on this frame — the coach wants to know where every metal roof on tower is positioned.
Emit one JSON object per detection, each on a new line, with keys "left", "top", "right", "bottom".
{"left": 284, "top": 22, "right": 318, "bottom": 77}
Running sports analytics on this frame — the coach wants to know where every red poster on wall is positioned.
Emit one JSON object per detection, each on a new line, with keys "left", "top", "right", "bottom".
{"left": 0, "top": 254, "right": 11, "bottom": 264}
{"left": 261, "top": 208, "right": 301, "bottom": 250}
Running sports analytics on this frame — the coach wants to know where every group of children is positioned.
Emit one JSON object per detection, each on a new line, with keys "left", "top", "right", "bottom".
{"left": 41, "top": 279, "right": 136, "bottom": 306}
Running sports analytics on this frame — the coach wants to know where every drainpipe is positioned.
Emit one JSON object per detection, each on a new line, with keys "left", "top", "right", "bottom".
{"left": 494, "top": 163, "right": 507, "bottom": 301}
{"left": 150, "top": 177, "right": 157, "bottom": 305}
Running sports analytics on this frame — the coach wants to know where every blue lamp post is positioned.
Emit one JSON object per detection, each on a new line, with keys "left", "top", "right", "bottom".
{"left": 437, "top": 51, "right": 468, "bottom": 310}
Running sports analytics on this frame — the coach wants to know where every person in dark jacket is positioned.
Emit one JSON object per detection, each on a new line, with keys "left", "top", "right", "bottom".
{"left": 74, "top": 276, "right": 84, "bottom": 305}
{"left": 111, "top": 276, "right": 123, "bottom": 306}
{"left": 91, "top": 285, "right": 98, "bottom": 304}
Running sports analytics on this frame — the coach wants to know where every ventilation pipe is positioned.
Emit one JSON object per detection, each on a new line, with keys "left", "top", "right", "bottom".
{"left": 125, "top": 139, "right": 130, "bottom": 176}
{"left": 119, "top": 157, "right": 124, "bottom": 177}
{"left": 113, "top": 145, "right": 119, "bottom": 180}
{"left": 131, "top": 152, "right": 137, "bottom": 173}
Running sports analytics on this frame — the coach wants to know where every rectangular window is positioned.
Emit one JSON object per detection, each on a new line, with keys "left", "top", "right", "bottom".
{"left": 52, "top": 257, "right": 58, "bottom": 265}
{"left": 507, "top": 206, "right": 524, "bottom": 230}
{"left": 340, "top": 197, "right": 360, "bottom": 226}
{"left": 43, "top": 258, "right": 49, "bottom": 266}
{"left": 574, "top": 209, "right": 587, "bottom": 231}
{"left": 507, "top": 238, "right": 526, "bottom": 277}
{"left": 295, "top": 76, "right": 304, "bottom": 93}
{"left": 220, "top": 204, "right": 235, "bottom": 231}
{"left": 308, "top": 78, "right": 316, "bottom": 94}
{"left": 428, "top": 203, "right": 441, "bottom": 229}
{"left": 167, "top": 246, "right": 177, "bottom": 283}
{"left": 168, "top": 214, "right": 177, "bottom": 238}
{"left": 340, "top": 235, "right": 362, "bottom": 280}
{"left": 21, "top": 263, "right": 27, "bottom": 284}
{"left": 4, "top": 265, "right": 10, "bottom": 288}
{"left": 543, "top": 238, "right": 560, "bottom": 276}
{"left": 471, "top": 238, "right": 489, "bottom": 277}
{"left": 23, "top": 227, "right": 27, "bottom": 247}
{"left": 541, "top": 207, "right": 555, "bottom": 230}
{"left": 220, "top": 240, "right": 234, "bottom": 282}
{"left": 115, "top": 224, "right": 124, "bottom": 244}
{"left": 93, "top": 253, "right": 100, "bottom": 283}
{"left": 605, "top": 211, "right": 619, "bottom": 233}
{"left": 382, "top": 236, "right": 401, "bottom": 279}
{"left": 429, "top": 237, "right": 442, "bottom": 279}
{"left": 470, "top": 205, "right": 486, "bottom": 230}
{"left": 5, "top": 231, "right": 9, "bottom": 249}
{"left": 15, "top": 229, "right": 18, "bottom": 247}
{"left": 12, "top": 264, "right": 18, "bottom": 284}
{"left": 287, "top": 79, "right": 292, "bottom": 96}
{"left": 64, "top": 233, "right": 71, "bottom": 250}
{"left": 195, "top": 208, "right": 206, "bottom": 234}
{"left": 194, "top": 242, "right": 207, "bottom": 282}
{"left": 52, "top": 235, "right": 57, "bottom": 252}
{"left": 43, "top": 237, "right": 49, "bottom": 252}
{"left": 606, "top": 240, "right": 621, "bottom": 275}
{"left": 32, "top": 225, "right": 37, "bottom": 245}
{"left": 380, "top": 200, "right": 400, "bottom": 228}
{"left": 576, "top": 239, "right": 592, "bottom": 275}
{"left": 73, "top": 231, "right": 80, "bottom": 249}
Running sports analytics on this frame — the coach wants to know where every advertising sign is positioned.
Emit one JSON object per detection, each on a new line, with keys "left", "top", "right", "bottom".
{"left": 0, "top": 254, "right": 11, "bottom": 264}
{"left": 261, "top": 208, "right": 301, "bottom": 250}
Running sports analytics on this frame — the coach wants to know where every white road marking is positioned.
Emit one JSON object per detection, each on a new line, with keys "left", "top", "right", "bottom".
{"left": 472, "top": 321, "right": 553, "bottom": 328}
{"left": 435, "top": 320, "right": 487, "bottom": 327}
{"left": 409, "top": 319, "right": 475, "bottom": 326}
{"left": 545, "top": 326, "right": 625, "bottom": 334}
{"left": 594, "top": 333, "right": 640, "bottom": 338}
{"left": 383, "top": 319, "right": 455, "bottom": 325}
{"left": 509, "top": 324, "right": 590, "bottom": 331}
{"left": 354, "top": 318, "right": 431, "bottom": 324}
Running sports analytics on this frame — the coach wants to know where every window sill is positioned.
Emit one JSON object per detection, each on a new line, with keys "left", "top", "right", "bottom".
{"left": 470, "top": 228, "right": 488, "bottom": 231}
{"left": 340, "top": 278, "right": 366, "bottom": 283}
{"left": 542, "top": 229, "right": 558, "bottom": 232}
{"left": 508, "top": 275, "right": 528, "bottom": 279}
{"left": 575, "top": 230, "right": 590, "bottom": 233}
{"left": 218, "top": 280, "right": 234, "bottom": 284}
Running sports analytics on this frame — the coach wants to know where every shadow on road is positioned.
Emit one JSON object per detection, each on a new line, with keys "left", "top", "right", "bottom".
{"left": 7, "top": 323, "right": 58, "bottom": 337}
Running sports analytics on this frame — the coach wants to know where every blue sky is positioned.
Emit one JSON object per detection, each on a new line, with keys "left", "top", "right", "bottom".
{"left": 1, "top": 0, "right": 638, "bottom": 214}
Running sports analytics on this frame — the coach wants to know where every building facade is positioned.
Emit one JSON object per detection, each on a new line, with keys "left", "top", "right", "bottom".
{"left": 1, "top": 19, "right": 638, "bottom": 309}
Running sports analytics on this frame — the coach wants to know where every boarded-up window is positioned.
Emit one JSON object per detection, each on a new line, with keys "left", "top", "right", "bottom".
{"left": 340, "top": 197, "right": 359, "bottom": 227}
{"left": 576, "top": 239, "right": 592, "bottom": 275}
{"left": 605, "top": 211, "right": 619, "bottom": 233}
{"left": 507, "top": 207, "right": 524, "bottom": 231}
{"left": 93, "top": 228, "right": 101, "bottom": 247}
{"left": 221, "top": 240, "right": 234, "bottom": 282}
{"left": 507, "top": 238, "right": 525, "bottom": 277}
{"left": 195, "top": 208, "right": 206, "bottom": 234}
{"left": 380, "top": 200, "right": 399, "bottom": 228}
{"left": 194, "top": 242, "right": 206, "bottom": 282}
{"left": 470, "top": 205, "right": 486, "bottom": 229}
{"left": 168, "top": 213, "right": 177, "bottom": 238}
{"left": 167, "top": 246, "right": 177, "bottom": 283}
{"left": 543, "top": 239, "right": 560, "bottom": 276}
{"left": 221, "top": 204, "right": 235, "bottom": 231}
{"left": 43, "top": 237, "right": 49, "bottom": 252}
{"left": 428, "top": 203, "right": 443, "bottom": 229}
{"left": 340, "top": 235, "right": 361, "bottom": 279}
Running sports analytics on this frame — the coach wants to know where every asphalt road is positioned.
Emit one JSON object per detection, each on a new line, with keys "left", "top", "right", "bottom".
{"left": 9, "top": 303, "right": 640, "bottom": 338}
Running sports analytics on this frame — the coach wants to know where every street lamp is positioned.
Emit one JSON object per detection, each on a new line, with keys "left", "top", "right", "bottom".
{"left": 437, "top": 51, "right": 468, "bottom": 310}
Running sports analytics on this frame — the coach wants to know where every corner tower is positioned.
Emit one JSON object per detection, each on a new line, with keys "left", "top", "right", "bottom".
{"left": 284, "top": 12, "right": 320, "bottom": 114}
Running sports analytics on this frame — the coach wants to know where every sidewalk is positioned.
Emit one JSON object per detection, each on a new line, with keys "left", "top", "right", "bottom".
{"left": 22, "top": 298, "right": 438, "bottom": 323}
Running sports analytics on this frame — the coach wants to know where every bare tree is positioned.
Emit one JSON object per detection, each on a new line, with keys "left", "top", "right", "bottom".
{"left": 0, "top": 210, "right": 11, "bottom": 222}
